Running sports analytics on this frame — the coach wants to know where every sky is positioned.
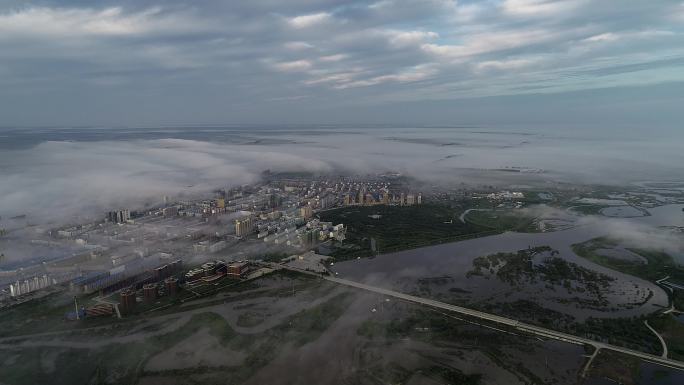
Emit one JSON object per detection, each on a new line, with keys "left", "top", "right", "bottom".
{"left": 0, "top": 0, "right": 683, "bottom": 126}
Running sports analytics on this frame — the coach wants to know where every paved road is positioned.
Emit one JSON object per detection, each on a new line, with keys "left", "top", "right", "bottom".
{"left": 645, "top": 320, "right": 668, "bottom": 358}
{"left": 277, "top": 264, "right": 684, "bottom": 371}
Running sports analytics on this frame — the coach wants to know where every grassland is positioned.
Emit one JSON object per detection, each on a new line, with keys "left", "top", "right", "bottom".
{"left": 572, "top": 237, "right": 684, "bottom": 309}
{"left": 463, "top": 209, "right": 539, "bottom": 232}
{"left": 0, "top": 287, "right": 355, "bottom": 385}
{"left": 467, "top": 246, "right": 613, "bottom": 301}
{"left": 355, "top": 307, "right": 548, "bottom": 384}
{"left": 0, "top": 312, "right": 235, "bottom": 385}
{"left": 567, "top": 204, "right": 607, "bottom": 215}
{"left": 319, "top": 204, "right": 498, "bottom": 260}
{"left": 648, "top": 314, "right": 684, "bottom": 361}
{"left": 572, "top": 238, "right": 684, "bottom": 283}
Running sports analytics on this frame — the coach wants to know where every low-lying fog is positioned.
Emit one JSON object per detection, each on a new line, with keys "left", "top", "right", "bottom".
{"left": 0, "top": 125, "right": 682, "bottom": 224}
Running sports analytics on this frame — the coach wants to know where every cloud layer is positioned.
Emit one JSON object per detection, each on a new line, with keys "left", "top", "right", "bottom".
{"left": 0, "top": 0, "right": 682, "bottom": 125}
{"left": 1, "top": 125, "right": 682, "bottom": 224}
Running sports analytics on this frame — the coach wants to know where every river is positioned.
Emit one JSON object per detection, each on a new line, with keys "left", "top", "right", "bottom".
{"left": 330, "top": 204, "right": 684, "bottom": 321}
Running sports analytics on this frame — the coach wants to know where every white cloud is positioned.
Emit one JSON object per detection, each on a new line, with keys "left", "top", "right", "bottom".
{"left": 333, "top": 64, "right": 437, "bottom": 89}
{"left": 318, "top": 54, "right": 348, "bottom": 62}
{"left": 673, "top": 2, "right": 684, "bottom": 22}
{"left": 422, "top": 28, "right": 562, "bottom": 60}
{"left": 284, "top": 41, "right": 314, "bottom": 50}
{"left": 583, "top": 33, "right": 619, "bottom": 43}
{"left": 287, "top": 12, "right": 331, "bottom": 28}
{"left": 0, "top": 6, "right": 209, "bottom": 39}
{"left": 0, "top": 1, "right": 682, "bottom": 123}
{"left": 272, "top": 60, "right": 313, "bottom": 72}
{"left": 0, "top": 139, "right": 335, "bottom": 223}
{"left": 502, "top": 0, "right": 586, "bottom": 17}
{"left": 388, "top": 30, "right": 439, "bottom": 48}
{"left": 583, "top": 30, "right": 675, "bottom": 44}
{"left": 304, "top": 71, "right": 361, "bottom": 86}
{"left": 474, "top": 58, "right": 537, "bottom": 72}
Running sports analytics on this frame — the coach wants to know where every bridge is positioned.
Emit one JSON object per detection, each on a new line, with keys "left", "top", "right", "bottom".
{"left": 274, "top": 263, "right": 684, "bottom": 373}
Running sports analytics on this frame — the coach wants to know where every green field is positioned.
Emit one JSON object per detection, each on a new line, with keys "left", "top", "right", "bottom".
{"left": 0, "top": 284, "right": 354, "bottom": 385}
{"left": 572, "top": 237, "right": 684, "bottom": 309}
{"left": 567, "top": 204, "right": 607, "bottom": 215}
{"left": 648, "top": 314, "right": 684, "bottom": 361}
{"left": 319, "top": 204, "right": 497, "bottom": 260}
{"left": 463, "top": 209, "right": 539, "bottom": 232}
{"left": 572, "top": 238, "right": 684, "bottom": 284}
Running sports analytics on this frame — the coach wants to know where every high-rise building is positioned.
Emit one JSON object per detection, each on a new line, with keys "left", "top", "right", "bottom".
{"left": 216, "top": 198, "right": 225, "bottom": 208}
{"left": 235, "top": 216, "right": 255, "bottom": 237}
{"left": 417, "top": 193, "right": 422, "bottom": 204}
{"left": 319, "top": 194, "right": 334, "bottom": 209}
{"left": 300, "top": 205, "right": 313, "bottom": 219}
{"left": 302, "top": 228, "right": 318, "bottom": 247}
{"left": 107, "top": 209, "right": 130, "bottom": 223}
{"left": 119, "top": 288, "right": 136, "bottom": 314}
{"left": 143, "top": 284, "right": 157, "bottom": 303}
{"left": 406, "top": 194, "right": 416, "bottom": 205}
{"left": 162, "top": 206, "right": 178, "bottom": 217}
{"left": 164, "top": 277, "right": 179, "bottom": 296}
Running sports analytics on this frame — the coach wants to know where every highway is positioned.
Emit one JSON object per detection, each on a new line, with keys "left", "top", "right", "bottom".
{"left": 276, "top": 264, "right": 684, "bottom": 371}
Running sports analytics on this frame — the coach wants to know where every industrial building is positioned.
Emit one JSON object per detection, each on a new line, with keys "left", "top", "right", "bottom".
{"left": 228, "top": 262, "right": 249, "bottom": 278}
{"left": 68, "top": 258, "right": 183, "bottom": 295}
{"left": 85, "top": 304, "right": 114, "bottom": 318}
{"left": 9, "top": 275, "right": 52, "bottom": 297}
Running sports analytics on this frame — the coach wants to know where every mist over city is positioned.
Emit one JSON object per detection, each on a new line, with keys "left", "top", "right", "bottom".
{"left": 0, "top": 1, "right": 683, "bottom": 385}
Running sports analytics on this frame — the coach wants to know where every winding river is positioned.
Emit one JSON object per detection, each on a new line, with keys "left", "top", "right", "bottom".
{"left": 331, "top": 204, "right": 684, "bottom": 320}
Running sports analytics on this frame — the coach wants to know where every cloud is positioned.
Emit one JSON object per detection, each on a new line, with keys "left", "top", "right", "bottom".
{"left": 576, "top": 216, "right": 684, "bottom": 260}
{"left": 0, "top": 6, "right": 210, "bottom": 38}
{"left": 672, "top": 2, "right": 684, "bottom": 22}
{"left": 287, "top": 12, "right": 332, "bottom": 28}
{"left": 0, "top": 138, "right": 334, "bottom": 224}
{"left": 583, "top": 33, "right": 620, "bottom": 43}
{"left": 501, "top": 0, "right": 587, "bottom": 17}
{"left": 284, "top": 41, "right": 315, "bottom": 50}
{"left": 583, "top": 30, "right": 675, "bottom": 44}
{"left": 388, "top": 30, "right": 439, "bottom": 48}
{"left": 318, "top": 54, "right": 348, "bottom": 62}
{"left": 0, "top": 1, "right": 682, "bottom": 125}
{"left": 272, "top": 60, "right": 313, "bottom": 72}
{"left": 421, "top": 28, "right": 565, "bottom": 61}
{"left": 333, "top": 64, "right": 437, "bottom": 89}
{"left": 1, "top": 124, "right": 683, "bottom": 227}
{"left": 474, "top": 58, "right": 538, "bottom": 73}
{"left": 304, "top": 71, "right": 360, "bottom": 86}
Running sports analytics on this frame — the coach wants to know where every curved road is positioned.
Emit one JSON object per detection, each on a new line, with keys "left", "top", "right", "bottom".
{"left": 645, "top": 320, "right": 668, "bottom": 358}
